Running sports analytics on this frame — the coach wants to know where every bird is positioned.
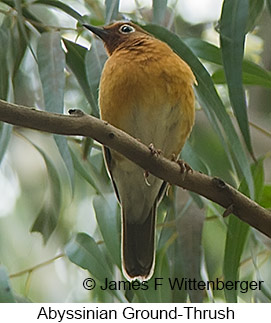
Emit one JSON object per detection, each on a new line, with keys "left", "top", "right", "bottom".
{"left": 83, "top": 21, "right": 196, "bottom": 281}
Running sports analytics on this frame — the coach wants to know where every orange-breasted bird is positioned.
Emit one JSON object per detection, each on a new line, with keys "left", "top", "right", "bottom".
{"left": 84, "top": 21, "right": 196, "bottom": 281}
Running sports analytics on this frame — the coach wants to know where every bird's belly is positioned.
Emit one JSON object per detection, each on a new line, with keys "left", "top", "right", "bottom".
{"left": 127, "top": 103, "right": 183, "bottom": 157}
{"left": 105, "top": 101, "right": 187, "bottom": 160}
{"left": 103, "top": 103, "right": 185, "bottom": 223}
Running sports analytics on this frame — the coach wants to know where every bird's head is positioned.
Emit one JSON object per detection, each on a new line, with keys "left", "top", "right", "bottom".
{"left": 83, "top": 21, "right": 152, "bottom": 55}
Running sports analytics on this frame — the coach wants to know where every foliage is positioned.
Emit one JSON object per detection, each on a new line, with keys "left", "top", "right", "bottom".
{"left": 0, "top": 0, "right": 270, "bottom": 303}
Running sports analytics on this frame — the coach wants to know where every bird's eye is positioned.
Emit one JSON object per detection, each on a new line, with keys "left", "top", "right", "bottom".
{"left": 119, "top": 24, "right": 135, "bottom": 34}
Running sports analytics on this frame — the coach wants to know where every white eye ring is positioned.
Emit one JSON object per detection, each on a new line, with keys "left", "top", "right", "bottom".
{"left": 119, "top": 24, "right": 135, "bottom": 34}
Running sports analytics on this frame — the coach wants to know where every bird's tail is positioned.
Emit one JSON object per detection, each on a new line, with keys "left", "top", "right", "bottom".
{"left": 122, "top": 202, "right": 156, "bottom": 281}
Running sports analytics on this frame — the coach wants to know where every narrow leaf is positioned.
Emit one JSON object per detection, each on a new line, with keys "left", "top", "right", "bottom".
{"left": 85, "top": 38, "right": 107, "bottom": 114}
{"left": 0, "top": 24, "right": 9, "bottom": 99}
{"left": 93, "top": 195, "right": 121, "bottom": 268}
{"left": 69, "top": 145, "right": 105, "bottom": 195}
{"left": 259, "top": 185, "right": 271, "bottom": 209}
{"left": 268, "top": 0, "right": 271, "bottom": 16}
{"left": 0, "top": 123, "right": 12, "bottom": 164}
{"left": 212, "top": 68, "right": 271, "bottom": 88}
{"left": 37, "top": 32, "right": 74, "bottom": 191}
{"left": 14, "top": 0, "right": 37, "bottom": 62}
{"left": 63, "top": 39, "right": 99, "bottom": 116}
{"left": 185, "top": 38, "right": 271, "bottom": 88}
{"left": 37, "top": 32, "right": 65, "bottom": 114}
{"left": 219, "top": 0, "right": 253, "bottom": 155}
{"left": 0, "top": 266, "right": 16, "bottom": 303}
{"left": 182, "top": 141, "right": 210, "bottom": 175}
{"left": 183, "top": 38, "right": 222, "bottom": 65}
{"left": 66, "top": 233, "right": 127, "bottom": 302}
{"left": 223, "top": 160, "right": 264, "bottom": 302}
{"left": 5, "top": 19, "right": 28, "bottom": 79}
{"left": 54, "top": 135, "right": 74, "bottom": 193}
{"left": 152, "top": 0, "right": 167, "bottom": 25}
{"left": 224, "top": 216, "right": 250, "bottom": 302}
{"left": 175, "top": 193, "right": 205, "bottom": 302}
{"left": 105, "top": 0, "right": 120, "bottom": 24}
{"left": 143, "top": 24, "right": 254, "bottom": 197}
{"left": 31, "top": 145, "right": 62, "bottom": 242}
{"left": 246, "top": 0, "right": 264, "bottom": 32}
{"left": 65, "top": 232, "right": 113, "bottom": 282}
{"left": 33, "top": 0, "right": 84, "bottom": 23}
{"left": 2, "top": 0, "right": 45, "bottom": 33}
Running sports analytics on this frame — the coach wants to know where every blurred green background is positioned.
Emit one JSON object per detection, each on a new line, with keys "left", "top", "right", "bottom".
{"left": 0, "top": 0, "right": 270, "bottom": 302}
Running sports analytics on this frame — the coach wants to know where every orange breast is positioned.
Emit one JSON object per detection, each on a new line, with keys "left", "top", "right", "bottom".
{"left": 99, "top": 37, "right": 195, "bottom": 157}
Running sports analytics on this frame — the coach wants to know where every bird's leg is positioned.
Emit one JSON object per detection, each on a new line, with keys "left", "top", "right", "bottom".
{"left": 144, "top": 143, "right": 162, "bottom": 187}
{"left": 177, "top": 159, "right": 193, "bottom": 174}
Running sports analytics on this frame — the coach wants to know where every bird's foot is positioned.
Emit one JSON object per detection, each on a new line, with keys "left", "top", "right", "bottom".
{"left": 175, "top": 159, "right": 193, "bottom": 181}
{"left": 148, "top": 143, "right": 161, "bottom": 157}
{"left": 68, "top": 108, "right": 85, "bottom": 117}
{"left": 177, "top": 159, "right": 193, "bottom": 174}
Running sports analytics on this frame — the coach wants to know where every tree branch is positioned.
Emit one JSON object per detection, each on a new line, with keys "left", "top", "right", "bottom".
{"left": 0, "top": 99, "right": 271, "bottom": 238}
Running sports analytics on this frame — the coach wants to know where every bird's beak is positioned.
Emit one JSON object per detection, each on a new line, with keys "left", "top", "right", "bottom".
{"left": 83, "top": 24, "right": 109, "bottom": 41}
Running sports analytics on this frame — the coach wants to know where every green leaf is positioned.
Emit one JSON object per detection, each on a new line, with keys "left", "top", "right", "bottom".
{"left": 66, "top": 233, "right": 127, "bottom": 302}
{"left": 37, "top": 32, "right": 65, "bottom": 114}
{"left": 223, "top": 159, "right": 264, "bottom": 302}
{"left": 54, "top": 135, "right": 74, "bottom": 194}
{"left": 143, "top": 24, "right": 254, "bottom": 198}
{"left": 37, "top": 32, "right": 73, "bottom": 192}
{"left": 14, "top": 0, "right": 37, "bottom": 62}
{"left": 105, "top": 0, "right": 120, "bottom": 24}
{"left": 0, "top": 23, "right": 9, "bottom": 100}
{"left": 69, "top": 145, "right": 105, "bottom": 195}
{"left": 224, "top": 216, "right": 250, "bottom": 302}
{"left": 85, "top": 38, "right": 107, "bottom": 114}
{"left": 2, "top": 0, "right": 45, "bottom": 33}
{"left": 65, "top": 232, "right": 113, "bottom": 282}
{"left": 175, "top": 198, "right": 205, "bottom": 302}
{"left": 242, "top": 60, "right": 271, "bottom": 85}
{"left": 33, "top": 0, "right": 84, "bottom": 24}
{"left": 152, "top": 0, "right": 167, "bottom": 25}
{"left": 268, "top": 0, "right": 271, "bottom": 15}
{"left": 182, "top": 141, "right": 210, "bottom": 175}
{"left": 219, "top": 0, "right": 253, "bottom": 156}
{"left": 212, "top": 68, "right": 271, "bottom": 88}
{"left": 184, "top": 38, "right": 271, "bottom": 88}
{"left": 0, "top": 123, "right": 12, "bottom": 164}
{"left": 182, "top": 141, "right": 208, "bottom": 208}
{"left": 251, "top": 159, "right": 264, "bottom": 203}
{"left": 93, "top": 195, "right": 121, "bottom": 268}
{"left": 3, "top": 18, "right": 28, "bottom": 79}
{"left": 63, "top": 39, "right": 99, "bottom": 116}
{"left": 246, "top": 0, "right": 264, "bottom": 32}
{"left": 0, "top": 266, "right": 16, "bottom": 303}
{"left": 259, "top": 185, "right": 271, "bottom": 209}
{"left": 31, "top": 145, "right": 62, "bottom": 243}
{"left": 183, "top": 38, "right": 222, "bottom": 65}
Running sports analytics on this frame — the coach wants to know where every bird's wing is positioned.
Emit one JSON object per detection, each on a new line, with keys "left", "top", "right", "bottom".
{"left": 103, "top": 146, "right": 121, "bottom": 203}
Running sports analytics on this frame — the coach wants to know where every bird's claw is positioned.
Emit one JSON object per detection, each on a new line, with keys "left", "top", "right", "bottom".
{"left": 144, "top": 170, "right": 151, "bottom": 186}
{"left": 176, "top": 159, "right": 193, "bottom": 181}
{"left": 177, "top": 159, "right": 193, "bottom": 173}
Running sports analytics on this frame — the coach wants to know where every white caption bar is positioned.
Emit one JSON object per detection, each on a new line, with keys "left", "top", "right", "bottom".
{"left": 0, "top": 303, "right": 270, "bottom": 322}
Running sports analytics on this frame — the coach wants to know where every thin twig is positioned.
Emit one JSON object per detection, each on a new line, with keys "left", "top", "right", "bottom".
{"left": 10, "top": 253, "right": 65, "bottom": 278}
